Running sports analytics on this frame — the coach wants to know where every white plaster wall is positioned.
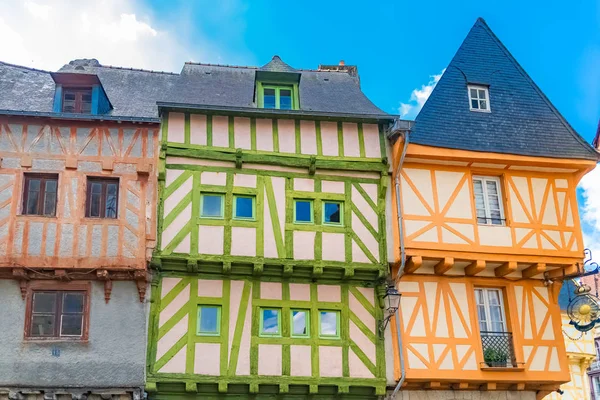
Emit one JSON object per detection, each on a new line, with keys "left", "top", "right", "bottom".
{"left": 168, "top": 112, "right": 185, "bottom": 143}
{"left": 212, "top": 116, "right": 229, "bottom": 148}
{"left": 190, "top": 114, "right": 207, "bottom": 145}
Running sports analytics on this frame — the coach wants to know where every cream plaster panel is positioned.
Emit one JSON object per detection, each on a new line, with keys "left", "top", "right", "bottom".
{"left": 412, "top": 226, "right": 438, "bottom": 243}
{"left": 320, "top": 121, "right": 339, "bottom": 157}
{"left": 319, "top": 346, "right": 343, "bottom": 377}
{"left": 350, "top": 291, "right": 376, "bottom": 333}
{"left": 401, "top": 177, "right": 430, "bottom": 217}
{"left": 542, "top": 193, "right": 558, "bottom": 225}
{"left": 256, "top": 118, "right": 274, "bottom": 151}
{"left": 231, "top": 227, "right": 256, "bottom": 257}
{"left": 404, "top": 220, "right": 430, "bottom": 237}
{"left": 352, "top": 214, "right": 378, "bottom": 258}
{"left": 289, "top": 283, "right": 310, "bottom": 301}
{"left": 357, "top": 287, "right": 375, "bottom": 305}
{"left": 263, "top": 192, "right": 277, "bottom": 258}
{"left": 234, "top": 117, "right": 252, "bottom": 150}
{"left": 229, "top": 280, "right": 244, "bottom": 358}
{"left": 162, "top": 277, "right": 182, "bottom": 298}
{"left": 212, "top": 116, "right": 229, "bottom": 147}
{"left": 258, "top": 344, "right": 282, "bottom": 375}
{"left": 407, "top": 345, "right": 428, "bottom": 369}
{"left": 272, "top": 177, "right": 286, "bottom": 242}
{"left": 352, "top": 186, "right": 378, "bottom": 228}
{"left": 294, "top": 178, "right": 314, "bottom": 192}
{"left": 342, "top": 122, "right": 360, "bottom": 157}
{"left": 198, "top": 279, "right": 223, "bottom": 298}
{"left": 167, "top": 112, "right": 185, "bottom": 143}
{"left": 159, "top": 283, "right": 190, "bottom": 326}
{"left": 236, "top": 284, "right": 253, "bottom": 375}
{"left": 162, "top": 204, "right": 191, "bottom": 250}
{"left": 435, "top": 171, "right": 464, "bottom": 210}
{"left": 361, "top": 183, "right": 378, "bottom": 203}
{"left": 317, "top": 284, "right": 341, "bottom": 303}
{"left": 159, "top": 344, "right": 186, "bottom": 373}
{"left": 362, "top": 124, "right": 381, "bottom": 158}
{"left": 530, "top": 346, "right": 549, "bottom": 371}
{"left": 198, "top": 225, "right": 224, "bottom": 255}
{"left": 441, "top": 227, "right": 469, "bottom": 245}
{"left": 194, "top": 343, "right": 221, "bottom": 375}
{"left": 448, "top": 283, "right": 471, "bottom": 334}
{"left": 165, "top": 169, "right": 184, "bottom": 187}
{"left": 531, "top": 178, "right": 547, "bottom": 215}
{"left": 233, "top": 173, "right": 257, "bottom": 188}
{"left": 350, "top": 320, "right": 375, "bottom": 363}
{"left": 321, "top": 232, "right": 345, "bottom": 261}
{"left": 404, "top": 169, "right": 434, "bottom": 211}
{"left": 201, "top": 171, "right": 227, "bottom": 186}
{"left": 462, "top": 353, "right": 478, "bottom": 370}
{"left": 555, "top": 179, "right": 568, "bottom": 189}
{"left": 512, "top": 176, "right": 532, "bottom": 215}
{"left": 349, "top": 348, "right": 375, "bottom": 378}
{"left": 352, "top": 239, "right": 371, "bottom": 263}
{"left": 278, "top": 119, "right": 296, "bottom": 153}
{"left": 548, "top": 347, "right": 560, "bottom": 371}
{"left": 322, "top": 180, "right": 345, "bottom": 194}
{"left": 445, "top": 223, "right": 474, "bottom": 241}
{"left": 261, "top": 282, "right": 282, "bottom": 300}
{"left": 531, "top": 292, "right": 547, "bottom": 333}
{"left": 300, "top": 120, "right": 317, "bottom": 155}
{"left": 166, "top": 157, "right": 235, "bottom": 168}
{"left": 190, "top": 114, "right": 207, "bottom": 146}
{"left": 445, "top": 181, "right": 472, "bottom": 219}
{"left": 398, "top": 281, "right": 420, "bottom": 293}
{"left": 478, "top": 225, "right": 512, "bottom": 246}
{"left": 509, "top": 189, "right": 529, "bottom": 223}
{"left": 164, "top": 175, "right": 192, "bottom": 215}
{"left": 293, "top": 231, "right": 315, "bottom": 260}
{"left": 173, "top": 233, "right": 190, "bottom": 253}
{"left": 290, "top": 345, "right": 312, "bottom": 376}
{"left": 156, "top": 315, "right": 188, "bottom": 360}
{"left": 515, "top": 227, "right": 532, "bottom": 243}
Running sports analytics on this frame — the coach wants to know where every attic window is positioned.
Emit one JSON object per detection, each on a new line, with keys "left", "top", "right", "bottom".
{"left": 258, "top": 84, "right": 298, "bottom": 110}
{"left": 468, "top": 85, "right": 490, "bottom": 112}
{"left": 63, "top": 88, "right": 92, "bottom": 113}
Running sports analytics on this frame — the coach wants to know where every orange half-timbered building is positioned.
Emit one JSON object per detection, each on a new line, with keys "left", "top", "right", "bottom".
{"left": 388, "top": 19, "right": 599, "bottom": 399}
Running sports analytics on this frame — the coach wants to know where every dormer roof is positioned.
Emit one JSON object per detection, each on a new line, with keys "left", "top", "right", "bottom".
{"left": 259, "top": 55, "right": 297, "bottom": 73}
{"left": 410, "top": 18, "right": 598, "bottom": 161}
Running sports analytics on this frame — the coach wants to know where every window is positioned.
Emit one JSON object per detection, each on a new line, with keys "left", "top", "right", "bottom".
{"left": 233, "top": 195, "right": 255, "bottom": 220}
{"left": 86, "top": 178, "right": 119, "bottom": 218}
{"left": 260, "top": 308, "right": 281, "bottom": 336}
{"left": 260, "top": 85, "right": 295, "bottom": 110}
{"left": 291, "top": 310, "right": 309, "bottom": 337}
{"left": 319, "top": 310, "right": 340, "bottom": 338}
{"left": 26, "top": 289, "right": 88, "bottom": 339}
{"left": 468, "top": 85, "right": 490, "bottom": 112}
{"left": 475, "top": 288, "right": 515, "bottom": 368}
{"left": 475, "top": 288, "right": 507, "bottom": 333}
{"left": 22, "top": 174, "right": 58, "bottom": 216}
{"left": 62, "top": 88, "right": 92, "bottom": 114}
{"left": 294, "top": 200, "right": 313, "bottom": 223}
{"left": 473, "top": 176, "right": 505, "bottom": 226}
{"left": 323, "top": 201, "right": 343, "bottom": 225}
{"left": 200, "top": 194, "right": 224, "bottom": 218}
{"left": 197, "top": 306, "right": 221, "bottom": 336}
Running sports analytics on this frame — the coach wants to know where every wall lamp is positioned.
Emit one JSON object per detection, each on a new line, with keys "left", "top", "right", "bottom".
{"left": 379, "top": 283, "right": 401, "bottom": 334}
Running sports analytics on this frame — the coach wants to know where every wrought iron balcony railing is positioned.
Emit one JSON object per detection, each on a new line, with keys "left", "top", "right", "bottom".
{"left": 480, "top": 331, "right": 517, "bottom": 368}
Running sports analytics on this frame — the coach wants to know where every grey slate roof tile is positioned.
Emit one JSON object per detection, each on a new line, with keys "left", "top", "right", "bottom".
{"left": 411, "top": 18, "right": 598, "bottom": 161}
{"left": 260, "top": 55, "right": 297, "bottom": 73}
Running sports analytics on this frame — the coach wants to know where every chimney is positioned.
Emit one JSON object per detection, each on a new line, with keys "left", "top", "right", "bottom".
{"left": 339, "top": 60, "right": 345, "bottom": 66}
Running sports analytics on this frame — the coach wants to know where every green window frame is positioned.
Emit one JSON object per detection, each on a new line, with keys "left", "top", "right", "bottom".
{"left": 197, "top": 305, "right": 221, "bottom": 336}
{"left": 233, "top": 195, "right": 256, "bottom": 220}
{"left": 319, "top": 310, "right": 340, "bottom": 339}
{"left": 257, "top": 82, "right": 299, "bottom": 110}
{"left": 200, "top": 193, "right": 225, "bottom": 219}
{"left": 322, "top": 201, "right": 343, "bottom": 226}
{"left": 290, "top": 309, "right": 310, "bottom": 338}
{"left": 293, "top": 199, "right": 314, "bottom": 224}
{"left": 259, "top": 308, "right": 281, "bottom": 337}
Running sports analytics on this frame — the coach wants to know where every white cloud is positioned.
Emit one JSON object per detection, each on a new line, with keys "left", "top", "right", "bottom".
{"left": 0, "top": 0, "right": 238, "bottom": 72}
{"left": 399, "top": 69, "right": 445, "bottom": 119}
{"left": 578, "top": 165, "right": 600, "bottom": 261}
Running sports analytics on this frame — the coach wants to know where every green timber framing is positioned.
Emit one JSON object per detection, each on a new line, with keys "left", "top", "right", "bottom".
{"left": 148, "top": 106, "right": 394, "bottom": 398}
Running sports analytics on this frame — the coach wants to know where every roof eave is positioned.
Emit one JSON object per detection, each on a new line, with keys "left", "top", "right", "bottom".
{"left": 0, "top": 109, "right": 159, "bottom": 124}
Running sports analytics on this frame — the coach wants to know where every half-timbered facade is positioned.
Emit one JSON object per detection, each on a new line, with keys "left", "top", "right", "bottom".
{"left": 147, "top": 57, "right": 395, "bottom": 398}
{"left": 0, "top": 59, "right": 169, "bottom": 399}
{"left": 388, "top": 19, "right": 599, "bottom": 400}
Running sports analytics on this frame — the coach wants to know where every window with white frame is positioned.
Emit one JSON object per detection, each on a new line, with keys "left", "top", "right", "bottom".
{"left": 468, "top": 85, "right": 490, "bottom": 112}
{"left": 475, "top": 288, "right": 507, "bottom": 333}
{"left": 473, "top": 176, "right": 505, "bottom": 225}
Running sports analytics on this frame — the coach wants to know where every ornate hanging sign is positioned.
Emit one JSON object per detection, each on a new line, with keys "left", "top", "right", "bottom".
{"left": 566, "top": 249, "right": 600, "bottom": 332}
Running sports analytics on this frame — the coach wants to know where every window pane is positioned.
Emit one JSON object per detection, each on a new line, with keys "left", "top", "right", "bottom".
{"left": 262, "top": 309, "right": 279, "bottom": 334}
{"left": 31, "top": 315, "right": 55, "bottom": 336}
{"left": 480, "top": 100, "right": 487, "bottom": 110}
{"left": 295, "top": 200, "right": 312, "bottom": 222}
{"left": 201, "top": 195, "right": 223, "bottom": 217}
{"left": 81, "top": 93, "right": 92, "bottom": 113}
{"left": 471, "top": 99, "right": 479, "bottom": 109}
{"left": 26, "top": 189, "right": 40, "bottom": 214}
{"left": 320, "top": 311, "right": 338, "bottom": 336}
{"left": 478, "top": 89, "right": 486, "bottom": 99}
{"left": 61, "top": 314, "right": 83, "bottom": 336}
{"left": 63, "top": 293, "right": 84, "bottom": 313}
{"left": 63, "top": 93, "right": 76, "bottom": 113}
{"left": 43, "top": 192, "right": 56, "bottom": 216}
{"left": 90, "top": 193, "right": 101, "bottom": 217}
{"left": 33, "top": 292, "right": 57, "bottom": 313}
{"left": 235, "top": 196, "right": 254, "bottom": 219}
{"left": 91, "top": 182, "right": 102, "bottom": 194}
{"left": 105, "top": 183, "right": 118, "bottom": 218}
{"left": 324, "top": 202, "right": 341, "bottom": 224}
{"left": 292, "top": 310, "right": 308, "bottom": 336}
{"left": 199, "top": 306, "right": 219, "bottom": 334}
{"left": 487, "top": 290, "right": 500, "bottom": 306}
{"left": 263, "top": 89, "right": 276, "bottom": 109}
{"left": 279, "top": 89, "right": 292, "bottom": 110}
{"left": 470, "top": 88, "right": 477, "bottom": 98}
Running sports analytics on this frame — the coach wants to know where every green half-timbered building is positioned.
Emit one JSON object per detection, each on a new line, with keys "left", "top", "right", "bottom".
{"left": 147, "top": 56, "right": 395, "bottom": 398}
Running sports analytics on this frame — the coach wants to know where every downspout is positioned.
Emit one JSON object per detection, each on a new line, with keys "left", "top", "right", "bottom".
{"left": 389, "top": 121, "right": 411, "bottom": 399}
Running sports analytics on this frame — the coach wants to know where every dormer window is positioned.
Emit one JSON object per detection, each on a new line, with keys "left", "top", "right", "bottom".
{"left": 468, "top": 85, "right": 490, "bottom": 112}
{"left": 260, "top": 85, "right": 296, "bottom": 110}
{"left": 63, "top": 88, "right": 92, "bottom": 113}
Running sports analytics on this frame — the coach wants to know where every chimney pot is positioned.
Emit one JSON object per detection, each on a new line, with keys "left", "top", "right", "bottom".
{"left": 339, "top": 60, "right": 345, "bottom": 66}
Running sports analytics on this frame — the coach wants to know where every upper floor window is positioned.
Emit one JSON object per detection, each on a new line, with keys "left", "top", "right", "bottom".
{"left": 473, "top": 176, "right": 505, "bottom": 226}
{"left": 62, "top": 88, "right": 92, "bottom": 114}
{"left": 197, "top": 305, "right": 221, "bottom": 336}
{"left": 468, "top": 85, "right": 490, "bottom": 112}
{"left": 475, "top": 288, "right": 516, "bottom": 368}
{"left": 259, "top": 85, "right": 296, "bottom": 110}
{"left": 86, "top": 178, "right": 119, "bottom": 219}
{"left": 22, "top": 173, "right": 58, "bottom": 217}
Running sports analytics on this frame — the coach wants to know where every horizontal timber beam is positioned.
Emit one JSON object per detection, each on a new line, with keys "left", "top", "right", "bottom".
{"left": 434, "top": 257, "right": 454, "bottom": 275}
{"left": 522, "top": 263, "right": 546, "bottom": 279}
{"left": 495, "top": 261, "right": 518, "bottom": 277}
{"left": 404, "top": 256, "right": 423, "bottom": 274}
{"left": 465, "top": 260, "right": 486, "bottom": 276}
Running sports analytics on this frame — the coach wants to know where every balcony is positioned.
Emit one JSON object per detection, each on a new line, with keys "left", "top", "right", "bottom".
{"left": 480, "top": 331, "right": 518, "bottom": 368}
{"left": 590, "top": 360, "right": 600, "bottom": 372}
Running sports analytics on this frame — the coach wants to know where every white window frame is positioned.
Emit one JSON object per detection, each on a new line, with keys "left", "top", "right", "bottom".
{"left": 475, "top": 288, "right": 508, "bottom": 333}
{"left": 473, "top": 176, "right": 505, "bottom": 226}
{"left": 468, "top": 85, "right": 490, "bottom": 112}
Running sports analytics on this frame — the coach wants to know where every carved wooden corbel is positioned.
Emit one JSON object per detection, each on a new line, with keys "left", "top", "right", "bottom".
{"left": 134, "top": 270, "right": 149, "bottom": 302}
{"left": 96, "top": 270, "right": 112, "bottom": 303}
{"left": 12, "top": 268, "right": 29, "bottom": 300}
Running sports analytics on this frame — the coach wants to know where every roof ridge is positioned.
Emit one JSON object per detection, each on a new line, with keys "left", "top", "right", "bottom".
{"left": 185, "top": 61, "right": 258, "bottom": 70}
{"left": 0, "top": 60, "right": 52, "bottom": 74}
{"left": 95, "top": 64, "right": 179, "bottom": 75}
{"left": 475, "top": 19, "right": 598, "bottom": 157}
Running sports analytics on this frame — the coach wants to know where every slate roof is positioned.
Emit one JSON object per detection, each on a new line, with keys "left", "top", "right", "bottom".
{"left": 411, "top": 18, "right": 598, "bottom": 161}
{"left": 259, "top": 55, "right": 297, "bottom": 73}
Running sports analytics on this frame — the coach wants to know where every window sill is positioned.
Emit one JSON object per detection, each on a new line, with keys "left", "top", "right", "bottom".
{"left": 470, "top": 108, "right": 492, "bottom": 113}
{"left": 23, "top": 338, "right": 88, "bottom": 344}
{"left": 17, "top": 214, "right": 58, "bottom": 219}
{"left": 477, "top": 223, "right": 507, "bottom": 227}
{"left": 480, "top": 366, "right": 524, "bottom": 372}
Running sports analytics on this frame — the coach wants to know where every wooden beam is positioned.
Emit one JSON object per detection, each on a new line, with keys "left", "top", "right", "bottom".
{"left": 512, "top": 383, "right": 526, "bottom": 391}
{"left": 424, "top": 381, "right": 441, "bottom": 389}
{"left": 545, "top": 263, "right": 581, "bottom": 279}
{"left": 434, "top": 257, "right": 454, "bottom": 275}
{"left": 522, "top": 263, "right": 546, "bottom": 279}
{"left": 452, "top": 382, "right": 469, "bottom": 390}
{"left": 405, "top": 255, "right": 423, "bottom": 274}
{"left": 465, "top": 260, "right": 486, "bottom": 276}
{"left": 495, "top": 261, "right": 518, "bottom": 277}
{"left": 486, "top": 382, "right": 497, "bottom": 391}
